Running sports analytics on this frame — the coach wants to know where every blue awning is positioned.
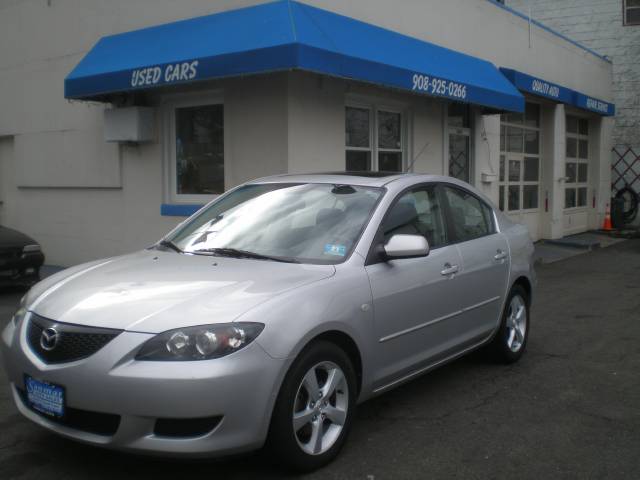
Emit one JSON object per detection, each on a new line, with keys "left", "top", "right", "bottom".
{"left": 500, "top": 68, "right": 615, "bottom": 117}
{"left": 65, "top": 1, "right": 524, "bottom": 112}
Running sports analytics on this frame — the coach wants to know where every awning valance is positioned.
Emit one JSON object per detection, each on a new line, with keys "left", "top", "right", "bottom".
{"left": 65, "top": 0, "right": 524, "bottom": 112}
{"left": 500, "top": 68, "right": 615, "bottom": 117}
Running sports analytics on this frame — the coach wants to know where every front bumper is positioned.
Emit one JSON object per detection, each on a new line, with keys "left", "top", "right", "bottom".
{"left": 1, "top": 313, "right": 287, "bottom": 457}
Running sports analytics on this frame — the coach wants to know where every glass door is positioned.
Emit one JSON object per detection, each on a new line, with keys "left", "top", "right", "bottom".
{"left": 448, "top": 103, "right": 471, "bottom": 183}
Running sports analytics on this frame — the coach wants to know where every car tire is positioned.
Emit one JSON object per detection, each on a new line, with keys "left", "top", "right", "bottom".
{"left": 267, "top": 341, "right": 357, "bottom": 472}
{"left": 488, "top": 285, "right": 530, "bottom": 364}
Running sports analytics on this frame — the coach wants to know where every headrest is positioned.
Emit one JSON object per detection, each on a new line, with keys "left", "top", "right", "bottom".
{"left": 316, "top": 208, "right": 346, "bottom": 226}
{"left": 385, "top": 200, "right": 418, "bottom": 233}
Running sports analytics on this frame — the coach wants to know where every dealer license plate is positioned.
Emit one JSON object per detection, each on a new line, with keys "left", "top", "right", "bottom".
{"left": 24, "top": 375, "right": 65, "bottom": 418}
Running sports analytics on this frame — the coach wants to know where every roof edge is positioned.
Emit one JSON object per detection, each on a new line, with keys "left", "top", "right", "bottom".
{"left": 485, "top": 0, "right": 612, "bottom": 65}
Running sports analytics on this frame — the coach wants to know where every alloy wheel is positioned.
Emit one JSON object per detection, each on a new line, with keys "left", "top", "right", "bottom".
{"left": 292, "top": 361, "right": 349, "bottom": 455}
{"left": 506, "top": 294, "right": 527, "bottom": 352}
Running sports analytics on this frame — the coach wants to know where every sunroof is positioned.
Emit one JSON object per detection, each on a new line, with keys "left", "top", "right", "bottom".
{"left": 320, "top": 171, "right": 404, "bottom": 178}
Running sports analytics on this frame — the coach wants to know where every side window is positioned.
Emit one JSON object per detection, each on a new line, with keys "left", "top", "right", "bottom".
{"left": 443, "top": 186, "right": 494, "bottom": 242}
{"left": 382, "top": 186, "right": 447, "bottom": 248}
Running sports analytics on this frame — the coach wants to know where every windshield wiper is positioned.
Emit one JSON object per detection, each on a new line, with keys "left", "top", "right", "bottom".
{"left": 157, "top": 239, "right": 182, "bottom": 253}
{"left": 192, "top": 247, "right": 299, "bottom": 263}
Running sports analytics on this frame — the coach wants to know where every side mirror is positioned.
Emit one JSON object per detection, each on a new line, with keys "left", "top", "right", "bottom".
{"left": 383, "top": 234, "right": 430, "bottom": 259}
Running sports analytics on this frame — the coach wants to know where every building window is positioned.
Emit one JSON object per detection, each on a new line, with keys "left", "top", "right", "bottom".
{"left": 565, "top": 115, "right": 589, "bottom": 209}
{"left": 624, "top": 0, "right": 640, "bottom": 25}
{"left": 448, "top": 103, "right": 472, "bottom": 183}
{"left": 499, "top": 102, "right": 541, "bottom": 212}
{"left": 169, "top": 100, "right": 224, "bottom": 203}
{"left": 345, "top": 105, "right": 404, "bottom": 172}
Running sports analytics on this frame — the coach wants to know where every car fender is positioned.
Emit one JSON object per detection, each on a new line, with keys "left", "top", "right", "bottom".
{"left": 505, "top": 224, "right": 536, "bottom": 289}
{"left": 239, "top": 265, "right": 377, "bottom": 399}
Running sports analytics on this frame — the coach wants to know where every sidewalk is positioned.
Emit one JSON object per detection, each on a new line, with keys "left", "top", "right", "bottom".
{"left": 534, "top": 231, "right": 626, "bottom": 265}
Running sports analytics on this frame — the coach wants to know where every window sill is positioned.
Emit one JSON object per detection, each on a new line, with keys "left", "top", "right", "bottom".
{"left": 161, "top": 204, "right": 203, "bottom": 217}
{"left": 563, "top": 207, "right": 589, "bottom": 212}
{"left": 505, "top": 208, "right": 540, "bottom": 214}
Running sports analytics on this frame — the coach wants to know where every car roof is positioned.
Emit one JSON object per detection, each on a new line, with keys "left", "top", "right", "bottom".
{"left": 247, "top": 172, "right": 453, "bottom": 188}
{"left": 246, "top": 172, "right": 498, "bottom": 211}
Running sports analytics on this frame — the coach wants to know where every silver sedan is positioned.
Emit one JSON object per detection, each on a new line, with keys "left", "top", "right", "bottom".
{"left": 1, "top": 173, "right": 535, "bottom": 471}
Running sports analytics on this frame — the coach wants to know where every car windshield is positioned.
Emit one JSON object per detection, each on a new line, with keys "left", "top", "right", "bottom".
{"left": 167, "top": 183, "right": 384, "bottom": 264}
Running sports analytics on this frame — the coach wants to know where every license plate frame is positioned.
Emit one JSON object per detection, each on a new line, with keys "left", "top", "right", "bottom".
{"left": 24, "top": 375, "right": 66, "bottom": 418}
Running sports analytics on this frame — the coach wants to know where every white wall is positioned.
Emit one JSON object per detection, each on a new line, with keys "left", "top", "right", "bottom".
{"left": 287, "top": 72, "right": 446, "bottom": 177}
{"left": 0, "top": 71, "right": 290, "bottom": 265}
{"left": 287, "top": 73, "right": 346, "bottom": 174}
{"left": 305, "top": 0, "right": 613, "bottom": 101}
{"left": 0, "top": 0, "right": 614, "bottom": 264}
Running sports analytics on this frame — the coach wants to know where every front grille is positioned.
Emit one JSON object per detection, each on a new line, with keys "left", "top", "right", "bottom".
{"left": 27, "top": 314, "right": 123, "bottom": 364}
{"left": 0, "top": 246, "right": 22, "bottom": 260}
{"left": 16, "top": 387, "right": 120, "bottom": 436}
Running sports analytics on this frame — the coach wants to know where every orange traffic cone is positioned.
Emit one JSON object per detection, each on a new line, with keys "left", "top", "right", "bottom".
{"left": 602, "top": 203, "right": 613, "bottom": 231}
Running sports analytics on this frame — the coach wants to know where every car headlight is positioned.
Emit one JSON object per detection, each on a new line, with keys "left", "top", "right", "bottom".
{"left": 12, "top": 296, "right": 28, "bottom": 326}
{"left": 136, "top": 323, "right": 264, "bottom": 361}
{"left": 22, "top": 245, "right": 41, "bottom": 254}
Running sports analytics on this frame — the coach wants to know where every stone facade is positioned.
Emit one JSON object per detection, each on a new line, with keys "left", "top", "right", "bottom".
{"left": 505, "top": 0, "right": 639, "bottom": 150}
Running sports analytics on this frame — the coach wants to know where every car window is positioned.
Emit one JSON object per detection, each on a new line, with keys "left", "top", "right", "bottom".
{"left": 168, "top": 183, "right": 383, "bottom": 264}
{"left": 382, "top": 186, "right": 447, "bottom": 248}
{"left": 443, "top": 186, "right": 494, "bottom": 242}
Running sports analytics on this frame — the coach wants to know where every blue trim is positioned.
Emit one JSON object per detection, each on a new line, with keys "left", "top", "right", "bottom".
{"left": 65, "top": 0, "right": 524, "bottom": 112}
{"left": 574, "top": 92, "right": 615, "bottom": 116}
{"left": 486, "top": 0, "right": 611, "bottom": 64}
{"left": 500, "top": 68, "right": 615, "bottom": 116}
{"left": 160, "top": 204, "right": 203, "bottom": 217}
{"left": 500, "top": 68, "right": 573, "bottom": 104}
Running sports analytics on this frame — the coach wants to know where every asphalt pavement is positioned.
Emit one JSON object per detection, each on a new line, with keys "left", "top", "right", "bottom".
{"left": 1, "top": 240, "right": 639, "bottom": 479}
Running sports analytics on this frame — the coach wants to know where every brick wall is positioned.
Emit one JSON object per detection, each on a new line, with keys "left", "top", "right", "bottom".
{"left": 505, "top": 0, "right": 640, "bottom": 150}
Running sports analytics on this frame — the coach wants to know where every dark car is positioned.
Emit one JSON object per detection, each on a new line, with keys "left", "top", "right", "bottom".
{"left": 0, "top": 225, "right": 44, "bottom": 288}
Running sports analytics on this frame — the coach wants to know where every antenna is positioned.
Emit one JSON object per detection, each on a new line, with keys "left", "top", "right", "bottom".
{"left": 528, "top": 3, "right": 532, "bottom": 48}
{"left": 406, "top": 141, "right": 430, "bottom": 173}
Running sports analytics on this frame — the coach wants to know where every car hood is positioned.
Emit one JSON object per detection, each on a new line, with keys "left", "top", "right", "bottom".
{"left": 29, "top": 249, "right": 335, "bottom": 333}
{"left": 0, "top": 225, "right": 37, "bottom": 248}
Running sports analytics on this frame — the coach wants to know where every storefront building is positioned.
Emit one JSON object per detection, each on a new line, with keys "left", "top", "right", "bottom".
{"left": 0, "top": 0, "right": 615, "bottom": 265}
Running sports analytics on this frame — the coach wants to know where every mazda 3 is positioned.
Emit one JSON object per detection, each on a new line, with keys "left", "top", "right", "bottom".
{"left": 1, "top": 173, "right": 535, "bottom": 471}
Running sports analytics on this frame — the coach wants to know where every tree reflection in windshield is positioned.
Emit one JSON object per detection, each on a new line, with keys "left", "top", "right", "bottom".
{"left": 169, "top": 183, "right": 383, "bottom": 264}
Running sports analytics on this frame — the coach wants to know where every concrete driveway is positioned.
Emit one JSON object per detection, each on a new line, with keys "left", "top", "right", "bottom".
{"left": 1, "top": 240, "right": 639, "bottom": 479}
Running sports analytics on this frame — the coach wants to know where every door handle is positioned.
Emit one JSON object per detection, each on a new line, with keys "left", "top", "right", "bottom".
{"left": 441, "top": 263, "right": 459, "bottom": 276}
{"left": 494, "top": 250, "right": 507, "bottom": 261}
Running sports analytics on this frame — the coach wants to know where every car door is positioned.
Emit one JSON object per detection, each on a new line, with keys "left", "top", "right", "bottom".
{"left": 441, "top": 184, "right": 510, "bottom": 344}
{"left": 365, "top": 184, "right": 464, "bottom": 388}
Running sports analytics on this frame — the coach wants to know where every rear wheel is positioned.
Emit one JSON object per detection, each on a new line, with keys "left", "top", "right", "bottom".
{"left": 489, "top": 285, "right": 530, "bottom": 363}
{"left": 267, "top": 341, "right": 356, "bottom": 472}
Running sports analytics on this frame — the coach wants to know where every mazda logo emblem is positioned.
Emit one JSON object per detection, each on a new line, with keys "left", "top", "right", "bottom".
{"left": 40, "top": 327, "right": 60, "bottom": 351}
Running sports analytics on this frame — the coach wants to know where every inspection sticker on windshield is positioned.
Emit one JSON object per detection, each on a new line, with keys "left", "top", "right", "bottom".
{"left": 25, "top": 375, "right": 65, "bottom": 418}
{"left": 324, "top": 244, "right": 347, "bottom": 257}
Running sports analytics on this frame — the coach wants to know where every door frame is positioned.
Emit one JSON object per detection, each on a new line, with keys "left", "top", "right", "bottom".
{"left": 444, "top": 105, "right": 474, "bottom": 184}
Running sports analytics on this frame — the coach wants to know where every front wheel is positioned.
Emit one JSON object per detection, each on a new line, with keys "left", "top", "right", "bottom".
{"left": 267, "top": 341, "right": 357, "bottom": 472}
{"left": 488, "top": 285, "right": 530, "bottom": 363}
